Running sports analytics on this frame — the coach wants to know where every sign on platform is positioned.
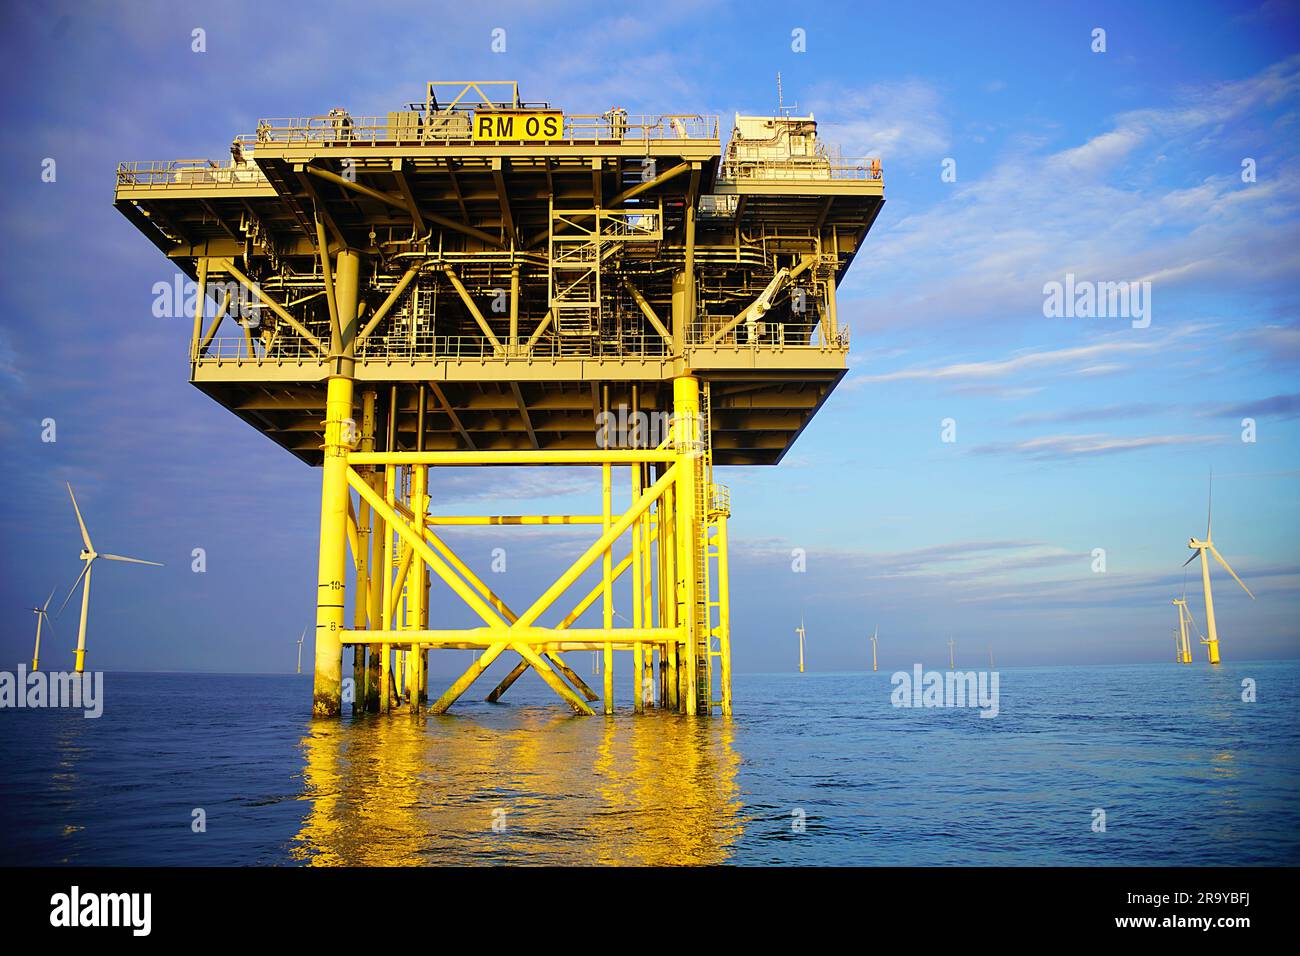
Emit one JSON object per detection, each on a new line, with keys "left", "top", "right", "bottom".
{"left": 473, "top": 111, "right": 564, "bottom": 142}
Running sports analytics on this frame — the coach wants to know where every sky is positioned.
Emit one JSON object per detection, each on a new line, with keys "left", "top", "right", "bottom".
{"left": 0, "top": 0, "right": 1297, "bottom": 678}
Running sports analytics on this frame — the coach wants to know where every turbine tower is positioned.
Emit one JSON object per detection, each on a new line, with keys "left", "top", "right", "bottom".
{"left": 297, "top": 627, "right": 307, "bottom": 675}
{"left": 29, "top": 587, "right": 55, "bottom": 671}
{"left": 1171, "top": 597, "right": 1194, "bottom": 664}
{"left": 59, "top": 483, "right": 163, "bottom": 673}
{"left": 796, "top": 617, "right": 806, "bottom": 674}
{"left": 869, "top": 625, "right": 878, "bottom": 672}
{"left": 1184, "top": 473, "right": 1254, "bottom": 664}
{"left": 947, "top": 637, "right": 955, "bottom": 670}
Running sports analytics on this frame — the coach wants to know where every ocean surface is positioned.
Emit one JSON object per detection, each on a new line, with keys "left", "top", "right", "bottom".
{"left": 1, "top": 662, "right": 1297, "bottom": 866}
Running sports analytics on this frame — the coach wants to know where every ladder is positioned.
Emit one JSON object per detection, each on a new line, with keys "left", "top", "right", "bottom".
{"left": 691, "top": 383, "right": 713, "bottom": 714}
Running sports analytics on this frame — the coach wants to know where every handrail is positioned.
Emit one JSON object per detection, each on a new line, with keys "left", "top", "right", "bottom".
{"left": 688, "top": 320, "right": 849, "bottom": 349}
{"left": 717, "top": 158, "right": 882, "bottom": 182}
{"left": 117, "top": 159, "right": 268, "bottom": 187}
{"left": 195, "top": 321, "right": 848, "bottom": 366}
{"left": 233, "top": 112, "right": 719, "bottom": 146}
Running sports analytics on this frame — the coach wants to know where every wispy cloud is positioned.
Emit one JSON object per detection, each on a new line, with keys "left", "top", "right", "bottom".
{"left": 1199, "top": 393, "right": 1300, "bottom": 420}
{"left": 844, "top": 56, "right": 1300, "bottom": 329}
{"left": 807, "top": 78, "right": 949, "bottom": 162}
{"left": 1012, "top": 403, "right": 1170, "bottom": 426}
{"left": 971, "top": 433, "right": 1223, "bottom": 460}
{"left": 850, "top": 337, "right": 1159, "bottom": 385}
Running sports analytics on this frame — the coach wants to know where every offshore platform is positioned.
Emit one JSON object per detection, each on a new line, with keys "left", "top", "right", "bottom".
{"left": 115, "top": 81, "right": 883, "bottom": 718}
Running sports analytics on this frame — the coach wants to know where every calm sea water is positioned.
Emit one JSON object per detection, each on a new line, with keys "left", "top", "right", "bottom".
{"left": 1, "top": 662, "right": 1297, "bottom": 866}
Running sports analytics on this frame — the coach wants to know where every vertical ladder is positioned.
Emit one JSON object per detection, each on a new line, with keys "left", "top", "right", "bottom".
{"left": 692, "top": 383, "right": 713, "bottom": 714}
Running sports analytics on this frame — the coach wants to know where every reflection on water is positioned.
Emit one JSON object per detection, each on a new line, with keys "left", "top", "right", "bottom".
{"left": 292, "top": 708, "right": 745, "bottom": 865}
{"left": 4, "top": 665, "right": 1297, "bottom": 866}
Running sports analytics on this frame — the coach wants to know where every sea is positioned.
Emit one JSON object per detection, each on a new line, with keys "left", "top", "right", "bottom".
{"left": 1, "top": 661, "right": 1297, "bottom": 866}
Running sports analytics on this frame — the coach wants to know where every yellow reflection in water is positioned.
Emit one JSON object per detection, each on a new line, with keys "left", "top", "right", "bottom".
{"left": 292, "top": 709, "right": 745, "bottom": 865}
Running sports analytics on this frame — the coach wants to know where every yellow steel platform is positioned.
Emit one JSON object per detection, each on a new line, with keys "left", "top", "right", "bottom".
{"left": 115, "top": 80, "right": 884, "bottom": 717}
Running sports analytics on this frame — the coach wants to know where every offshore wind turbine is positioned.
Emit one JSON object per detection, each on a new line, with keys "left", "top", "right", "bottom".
{"left": 58, "top": 483, "right": 162, "bottom": 673}
{"left": 869, "top": 625, "right": 878, "bottom": 672}
{"left": 796, "top": 616, "right": 806, "bottom": 673}
{"left": 296, "top": 627, "right": 307, "bottom": 675}
{"left": 1172, "top": 597, "right": 1194, "bottom": 664}
{"left": 29, "top": 587, "right": 55, "bottom": 670}
{"left": 947, "top": 637, "right": 955, "bottom": 670}
{"left": 1184, "top": 473, "right": 1254, "bottom": 664}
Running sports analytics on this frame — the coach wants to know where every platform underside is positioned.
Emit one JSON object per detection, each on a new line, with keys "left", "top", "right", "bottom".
{"left": 195, "top": 365, "right": 843, "bottom": 466}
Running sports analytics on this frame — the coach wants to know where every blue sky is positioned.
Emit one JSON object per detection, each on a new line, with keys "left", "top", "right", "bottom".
{"left": 0, "top": 0, "right": 1297, "bottom": 677}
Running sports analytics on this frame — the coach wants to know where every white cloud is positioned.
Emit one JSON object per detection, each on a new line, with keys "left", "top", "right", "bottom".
{"left": 806, "top": 78, "right": 949, "bottom": 162}
{"left": 843, "top": 56, "right": 1300, "bottom": 330}
{"left": 971, "top": 433, "right": 1223, "bottom": 460}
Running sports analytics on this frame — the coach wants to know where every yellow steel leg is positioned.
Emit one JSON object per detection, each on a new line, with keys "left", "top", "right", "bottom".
{"left": 602, "top": 460, "right": 614, "bottom": 714}
{"left": 312, "top": 251, "right": 360, "bottom": 716}
{"left": 352, "top": 390, "right": 375, "bottom": 713}
{"left": 632, "top": 462, "right": 644, "bottom": 713}
{"left": 430, "top": 642, "right": 509, "bottom": 714}
{"left": 410, "top": 460, "right": 428, "bottom": 711}
{"left": 673, "top": 375, "right": 701, "bottom": 715}
{"left": 366, "top": 470, "right": 383, "bottom": 712}
{"left": 486, "top": 660, "right": 529, "bottom": 703}
{"left": 515, "top": 643, "right": 595, "bottom": 715}
{"left": 548, "top": 651, "right": 601, "bottom": 702}
{"left": 662, "top": 478, "right": 677, "bottom": 710}
{"left": 311, "top": 391, "right": 351, "bottom": 713}
{"left": 380, "top": 464, "right": 395, "bottom": 712}
{"left": 717, "top": 511, "right": 732, "bottom": 716}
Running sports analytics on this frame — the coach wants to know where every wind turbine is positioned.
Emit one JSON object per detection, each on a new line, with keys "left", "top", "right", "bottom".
{"left": 29, "top": 587, "right": 56, "bottom": 670}
{"left": 296, "top": 627, "right": 307, "bottom": 674}
{"left": 58, "top": 483, "right": 162, "bottom": 673}
{"left": 1172, "top": 597, "right": 1194, "bottom": 664}
{"left": 947, "top": 637, "right": 955, "bottom": 670}
{"left": 869, "top": 625, "right": 878, "bottom": 672}
{"left": 796, "top": 616, "right": 806, "bottom": 673}
{"left": 988, "top": 645, "right": 994, "bottom": 669}
{"left": 1184, "top": 473, "right": 1254, "bottom": 664}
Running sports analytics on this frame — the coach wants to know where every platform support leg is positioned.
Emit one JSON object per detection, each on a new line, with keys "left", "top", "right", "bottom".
{"left": 313, "top": 249, "right": 360, "bottom": 716}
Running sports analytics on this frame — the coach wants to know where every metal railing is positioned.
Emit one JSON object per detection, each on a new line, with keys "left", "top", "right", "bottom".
{"left": 688, "top": 320, "right": 850, "bottom": 349}
{"left": 197, "top": 330, "right": 678, "bottom": 365}
{"left": 234, "top": 112, "right": 719, "bottom": 147}
{"left": 717, "top": 157, "right": 881, "bottom": 183}
{"left": 195, "top": 318, "right": 846, "bottom": 366}
{"left": 117, "top": 159, "right": 268, "bottom": 188}
{"left": 197, "top": 336, "right": 322, "bottom": 363}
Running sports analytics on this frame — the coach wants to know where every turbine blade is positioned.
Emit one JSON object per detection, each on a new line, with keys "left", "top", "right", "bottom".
{"left": 42, "top": 586, "right": 56, "bottom": 612}
{"left": 67, "top": 482, "right": 93, "bottom": 551}
{"left": 1183, "top": 551, "right": 1199, "bottom": 567}
{"left": 1210, "top": 545, "right": 1255, "bottom": 600}
{"left": 100, "top": 553, "right": 163, "bottom": 567}
{"left": 57, "top": 562, "right": 92, "bottom": 616}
